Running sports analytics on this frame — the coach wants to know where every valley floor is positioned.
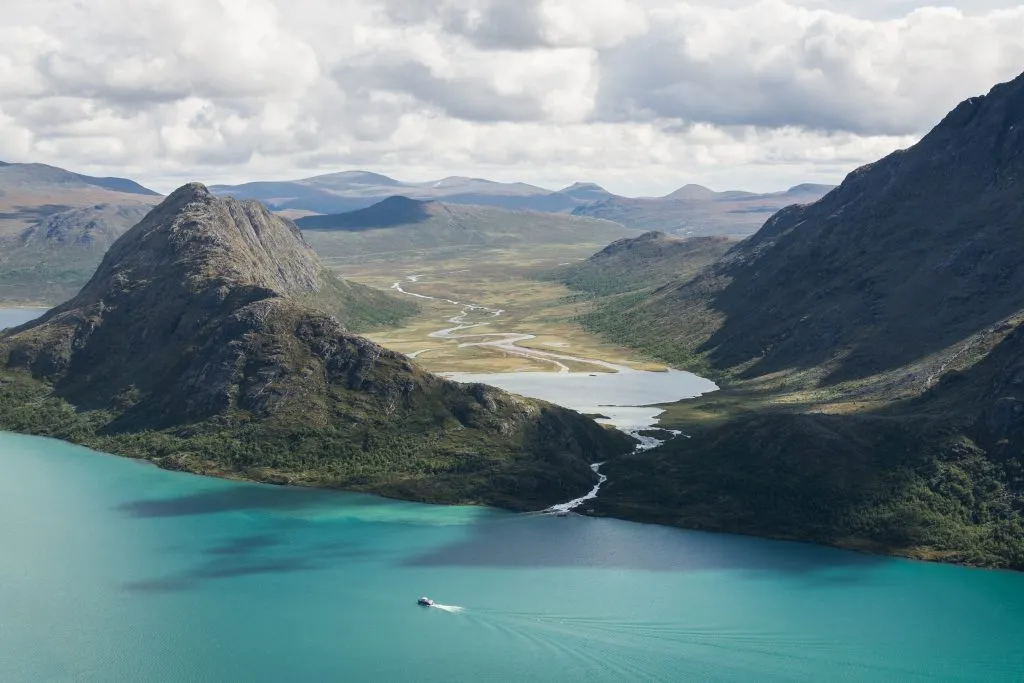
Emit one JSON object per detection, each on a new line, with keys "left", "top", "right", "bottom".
{"left": 331, "top": 246, "right": 668, "bottom": 375}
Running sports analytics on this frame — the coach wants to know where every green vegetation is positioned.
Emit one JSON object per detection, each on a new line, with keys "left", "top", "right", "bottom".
{"left": 0, "top": 182, "right": 633, "bottom": 511}
{"left": 301, "top": 269, "right": 418, "bottom": 332}
{"left": 0, "top": 355, "right": 632, "bottom": 511}
{"left": 543, "top": 231, "right": 733, "bottom": 373}
{"left": 555, "top": 232, "right": 734, "bottom": 296}
{"left": 598, "top": 410, "right": 1024, "bottom": 569}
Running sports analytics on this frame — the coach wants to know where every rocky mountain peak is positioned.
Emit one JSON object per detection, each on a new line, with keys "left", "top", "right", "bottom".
{"left": 77, "top": 181, "right": 322, "bottom": 306}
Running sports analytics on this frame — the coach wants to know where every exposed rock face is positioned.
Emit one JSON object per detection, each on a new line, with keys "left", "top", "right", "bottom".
{"left": 0, "top": 183, "right": 632, "bottom": 509}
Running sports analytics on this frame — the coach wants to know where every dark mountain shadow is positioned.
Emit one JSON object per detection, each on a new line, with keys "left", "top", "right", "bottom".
{"left": 117, "top": 484, "right": 379, "bottom": 518}
{"left": 124, "top": 530, "right": 374, "bottom": 594}
{"left": 296, "top": 196, "right": 433, "bottom": 231}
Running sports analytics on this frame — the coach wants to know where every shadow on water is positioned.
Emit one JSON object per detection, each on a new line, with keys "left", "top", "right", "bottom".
{"left": 404, "top": 514, "right": 889, "bottom": 580}
{"left": 124, "top": 531, "right": 375, "bottom": 594}
{"left": 117, "top": 486, "right": 888, "bottom": 588}
{"left": 117, "top": 485, "right": 363, "bottom": 518}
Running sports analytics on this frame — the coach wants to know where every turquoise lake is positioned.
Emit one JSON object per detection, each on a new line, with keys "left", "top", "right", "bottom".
{"left": 3, "top": 432, "right": 1024, "bottom": 682}
{"left": 3, "top": 308, "right": 1024, "bottom": 681}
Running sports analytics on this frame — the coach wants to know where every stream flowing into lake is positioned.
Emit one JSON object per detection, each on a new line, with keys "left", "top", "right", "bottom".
{"left": 388, "top": 275, "right": 718, "bottom": 512}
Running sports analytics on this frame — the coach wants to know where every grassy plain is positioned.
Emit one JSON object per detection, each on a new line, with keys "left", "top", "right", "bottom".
{"left": 312, "top": 239, "right": 668, "bottom": 376}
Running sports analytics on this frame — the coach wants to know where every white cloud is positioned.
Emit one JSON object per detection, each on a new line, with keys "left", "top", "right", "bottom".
{"left": 596, "top": 2, "right": 1024, "bottom": 135}
{"left": 0, "top": 0, "right": 1021, "bottom": 194}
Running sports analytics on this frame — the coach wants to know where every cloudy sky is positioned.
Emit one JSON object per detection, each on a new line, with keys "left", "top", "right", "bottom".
{"left": 2, "top": 0, "right": 1023, "bottom": 195}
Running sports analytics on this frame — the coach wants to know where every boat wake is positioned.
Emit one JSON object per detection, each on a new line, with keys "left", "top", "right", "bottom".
{"left": 431, "top": 604, "right": 465, "bottom": 614}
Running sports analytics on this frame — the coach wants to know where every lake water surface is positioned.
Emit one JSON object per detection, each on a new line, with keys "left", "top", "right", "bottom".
{"left": 3, "top": 432, "right": 1024, "bottom": 682}
{"left": 3, "top": 308, "right": 1024, "bottom": 682}
{"left": 0, "top": 307, "right": 48, "bottom": 330}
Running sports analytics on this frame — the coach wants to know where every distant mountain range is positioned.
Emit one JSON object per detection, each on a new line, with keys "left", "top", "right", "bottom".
{"left": 0, "top": 159, "right": 832, "bottom": 302}
{"left": 0, "top": 161, "right": 159, "bottom": 237}
{"left": 0, "top": 204, "right": 154, "bottom": 304}
{"left": 211, "top": 171, "right": 583, "bottom": 214}
{"left": 212, "top": 172, "right": 834, "bottom": 238}
{"left": 571, "top": 183, "right": 835, "bottom": 238}
{"left": 0, "top": 163, "right": 162, "bottom": 303}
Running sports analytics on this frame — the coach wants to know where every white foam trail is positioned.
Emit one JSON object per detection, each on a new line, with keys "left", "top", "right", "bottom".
{"left": 431, "top": 604, "right": 465, "bottom": 613}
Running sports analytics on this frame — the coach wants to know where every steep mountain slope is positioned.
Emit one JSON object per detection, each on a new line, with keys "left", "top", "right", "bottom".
{"left": 0, "top": 162, "right": 160, "bottom": 237}
{"left": 0, "top": 204, "right": 152, "bottom": 304}
{"left": 0, "top": 184, "right": 630, "bottom": 509}
{"left": 298, "top": 197, "right": 642, "bottom": 262}
{"left": 608, "top": 72, "right": 1024, "bottom": 383}
{"left": 571, "top": 184, "right": 834, "bottom": 238}
{"left": 586, "top": 71, "right": 1024, "bottom": 568}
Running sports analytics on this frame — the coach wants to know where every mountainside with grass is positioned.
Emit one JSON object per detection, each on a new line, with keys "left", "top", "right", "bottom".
{"left": 298, "top": 197, "right": 642, "bottom": 263}
{"left": 0, "top": 183, "right": 631, "bottom": 509}
{"left": 570, "top": 184, "right": 833, "bottom": 238}
{"left": 580, "top": 71, "right": 1024, "bottom": 569}
{"left": 556, "top": 231, "right": 734, "bottom": 296}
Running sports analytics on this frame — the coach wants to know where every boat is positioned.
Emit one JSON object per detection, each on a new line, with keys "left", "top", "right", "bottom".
{"left": 417, "top": 597, "right": 435, "bottom": 606}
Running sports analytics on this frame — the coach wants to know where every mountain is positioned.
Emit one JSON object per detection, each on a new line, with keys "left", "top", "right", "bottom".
{"left": 662, "top": 184, "right": 718, "bottom": 201}
{"left": 0, "top": 162, "right": 160, "bottom": 237}
{"left": 0, "top": 161, "right": 158, "bottom": 197}
{"left": 554, "top": 231, "right": 735, "bottom": 296}
{"left": 211, "top": 172, "right": 581, "bottom": 214}
{"left": 0, "top": 183, "right": 631, "bottom": 509}
{"left": 0, "top": 163, "right": 164, "bottom": 303}
{"left": 296, "top": 196, "right": 432, "bottom": 230}
{"left": 581, "top": 71, "right": 1024, "bottom": 568}
{"left": 297, "top": 197, "right": 643, "bottom": 263}
{"left": 0, "top": 204, "right": 152, "bottom": 304}
{"left": 572, "top": 184, "right": 834, "bottom": 238}
{"left": 558, "top": 182, "right": 617, "bottom": 203}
